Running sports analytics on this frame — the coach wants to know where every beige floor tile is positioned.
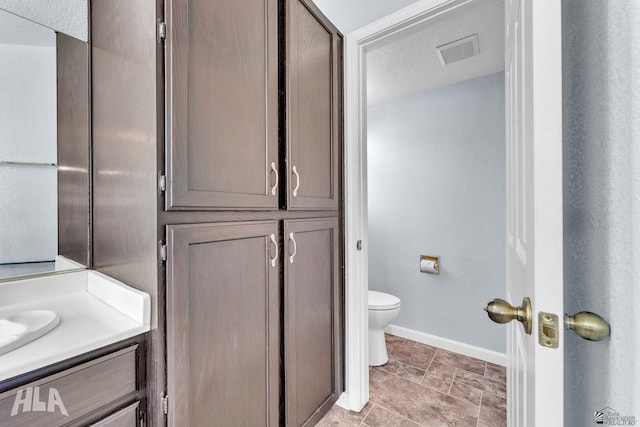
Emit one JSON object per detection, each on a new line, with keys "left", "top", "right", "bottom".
{"left": 448, "top": 379, "right": 483, "bottom": 406}
{"left": 477, "top": 392, "right": 507, "bottom": 427}
{"left": 369, "top": 368, "right": 479, "bottom": 426}
{"left": 362, "top": 404, "right": 420, "bottom": 427}
{"left": 385, "top": 338, "right": 437, "bottom": 371}
{"left": 431, "top": 349, "right": 487, "bottom": 376}
{"left": 484, "top": 363, "right": 507, "bottom": 383}
{"left": 378, "top": 360, "right": 426, "bottom": 384}
{"left": 317, "top": 334, "right": 506, "bottom": 427}
{"left": 316, "top": 401, "right": 373, "bottom": 427}
{"left": 454, "top": 370, "right": 507, "bottom": 399}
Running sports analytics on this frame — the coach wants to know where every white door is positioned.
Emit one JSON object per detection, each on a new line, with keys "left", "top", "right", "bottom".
{"left": 505, "top": 0, "right": 563, "bottom": 425}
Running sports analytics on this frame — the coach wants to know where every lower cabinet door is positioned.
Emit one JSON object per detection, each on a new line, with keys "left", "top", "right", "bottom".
{"left": 284, "top": 218, "right": 340, "bottom": 426}
{"left": 166, "top": 221, "right": 280, "bottom": 427}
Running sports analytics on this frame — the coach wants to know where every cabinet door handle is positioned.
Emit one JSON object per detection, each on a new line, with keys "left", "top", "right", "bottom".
{"left": 270, "top": 162, "right": 278, "bottom": 196}
{"left": 289, "top": 232, "right": 297, "bottom": 264}
{"left": 270, "top": 234, "right": 278, "bottom": 267}
{"left": 292, "top": 165, "right": 300, "bottom": 197}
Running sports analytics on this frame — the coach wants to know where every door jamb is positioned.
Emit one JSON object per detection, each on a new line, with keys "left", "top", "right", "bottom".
{"left": 341, "top": 0, "right": 481, "bottom": 411}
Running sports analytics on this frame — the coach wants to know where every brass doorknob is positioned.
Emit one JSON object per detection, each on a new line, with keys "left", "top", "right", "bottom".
{"left": 565, "top": 311, "right": 611, "bottom": 341}
{"left": 484, "top": 297, "right": 532, "bottom": 335}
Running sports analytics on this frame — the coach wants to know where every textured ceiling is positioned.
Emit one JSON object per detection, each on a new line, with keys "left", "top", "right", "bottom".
{"left": 366, "top": 0, "right": 504, "bottom": 105}
{"left": 0, "top": 0, "right": 87, "bottom": 41}
{"left": 313, "top": 0, "right": 420, "bottom": 34}
{"left": 0, "top": 8, "right": 54, "bottom": 47}
{"left": 313, "top": 0, "right": 505, "bottom": 106}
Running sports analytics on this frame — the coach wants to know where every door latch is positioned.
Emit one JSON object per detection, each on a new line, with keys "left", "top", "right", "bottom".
{"left": 538, "top": 312, "right": 559, "bottom": 348}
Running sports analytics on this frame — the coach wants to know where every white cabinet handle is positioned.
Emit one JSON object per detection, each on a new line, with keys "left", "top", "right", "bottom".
{"left": 270, "top": 162, "right": 278, "bottom": 196}
{"left": 289, "top": 232, "right": 297, "bottom": 264}
{"left": 292, "top": 165, "right": 300, "bottom": 197}
{"left": 270, "top": 234, "right": 278, "bottom": 267}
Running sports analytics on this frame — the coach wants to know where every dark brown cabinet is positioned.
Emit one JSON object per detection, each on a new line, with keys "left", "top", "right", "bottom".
{"left": 165, "top": 0, "right": 279, "bottom": 210}
{"left": 165, "top": 221, "right": 280, "bottom": 426}
{"left": 0, "top": 340, "right": 145, "bottom": 427}
{"left": 285, "top": 0, "right": 341, "bottom": 210}
{"left": 91, "top": 0, "right": 342, "bottom": 426}
{"left": 284, "top": 218, "right": 340, "bottom": 426}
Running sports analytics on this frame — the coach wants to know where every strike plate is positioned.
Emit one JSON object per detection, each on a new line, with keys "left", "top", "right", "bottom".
{"left": 538, "top": 312, "right": 559, "bottom": 348}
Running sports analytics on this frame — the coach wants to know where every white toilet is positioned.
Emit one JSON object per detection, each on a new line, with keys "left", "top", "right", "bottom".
{"left": 368, "top": 290, "right": 401, "bottom": 366}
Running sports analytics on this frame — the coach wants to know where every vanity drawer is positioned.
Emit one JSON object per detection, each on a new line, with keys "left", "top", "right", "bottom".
{"left": 91, "top": 401, "right": 140, "bottom": 427}
{"left": 0, "top": 345, "right": 140, "bottom": 427}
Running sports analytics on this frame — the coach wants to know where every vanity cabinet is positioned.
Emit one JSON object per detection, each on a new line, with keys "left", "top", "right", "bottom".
{"left": 165, "top": 221, "right": 280, "bottom": 426}
{"left": 285, "top": 0, "right": 341, "bottom": 211}
{"left": 0, "top": 338, "right": 146, "bottom": 427}
{"left": 165, "top": 0, "right": 279, "bottom": 210}
{"left": 284, "top": 218, "right": 340, "bottom": 426}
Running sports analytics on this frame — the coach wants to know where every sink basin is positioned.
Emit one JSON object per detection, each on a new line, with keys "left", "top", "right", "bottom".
{"left": 0, "top": 310, "right": 60, "bottom": 356}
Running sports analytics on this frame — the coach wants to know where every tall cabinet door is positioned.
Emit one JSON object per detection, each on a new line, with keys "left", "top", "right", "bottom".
{"left": 285, "top": 0, "right": 341, "bottom": 210}
{"left": 165, "top": 0, "right": 279, "bottom": 210}
{"left": 166, "top": 221, "right": 280, "bottom": 426}
{"left": 284, "top": 218, "right": 340, "bottom": 426}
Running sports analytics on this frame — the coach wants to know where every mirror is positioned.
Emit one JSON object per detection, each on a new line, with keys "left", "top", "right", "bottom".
{"left": 0, "top": 4, "right": 90, "bottom": 281}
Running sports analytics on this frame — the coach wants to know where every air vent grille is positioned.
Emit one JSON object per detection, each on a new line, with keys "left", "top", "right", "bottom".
{"left": 436, "top": 34, "right": 479, "bottom": 65}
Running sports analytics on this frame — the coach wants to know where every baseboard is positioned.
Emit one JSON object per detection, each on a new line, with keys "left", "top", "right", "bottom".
{"left": 335, "top": 392, "right": 368, "bottom": 412}
{"left": 385, "top": 324, "right": 507, "bottom": 366}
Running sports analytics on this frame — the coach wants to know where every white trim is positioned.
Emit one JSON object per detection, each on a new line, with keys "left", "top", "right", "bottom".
{"left": 342, "top": 0, "right": 485, "bottom": 412}
{"left": 385, "top": 325, "right": 507, "bottom": 367}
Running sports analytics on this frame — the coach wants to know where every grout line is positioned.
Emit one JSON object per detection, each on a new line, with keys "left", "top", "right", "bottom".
{"left": 418, "top": 367, "right": 428, "bottom": 385}
{"left": 483, "top": 361, "right": 488, "bottom": 377}
{"left": 376, "top": 403, "right": 420, "bottom": 426}
{"left": 359, "top": 402, "right": 375, "bottom": 426}
{"left": 425, "top": 349, "right": 437, "bottom": 373}
{"left": 477, "top": 391, "right": 484, "bottom": 426}
{"left": 448, "top": 368, "right": 457, "bottom": 395}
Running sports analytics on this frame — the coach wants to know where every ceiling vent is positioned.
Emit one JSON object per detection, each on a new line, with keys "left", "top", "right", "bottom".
{"left": 436, "top": 34, "right": 480, "bottom": 65}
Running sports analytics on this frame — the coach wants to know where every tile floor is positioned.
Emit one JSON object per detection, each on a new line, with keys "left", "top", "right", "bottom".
{"left": 318, "top": 334, "right": 507, "bottom": 427}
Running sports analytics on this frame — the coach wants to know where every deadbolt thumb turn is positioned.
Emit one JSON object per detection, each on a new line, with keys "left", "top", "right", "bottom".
{"left": 484, "top": 297, "right": 532, "bottom": 335}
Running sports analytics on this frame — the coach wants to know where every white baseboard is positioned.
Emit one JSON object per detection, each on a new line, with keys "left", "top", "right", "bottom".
{"left": 335, "top": 392, "right": 349, "bottom": 409}
{"left": 335, "top": 392, "right": 368, "bottom": 412}
{"left": 385, "top": 324, "right": 507, "bottom": 367}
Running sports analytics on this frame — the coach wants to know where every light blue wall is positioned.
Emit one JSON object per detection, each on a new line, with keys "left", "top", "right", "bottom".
{"left": 563, "top": 0, "right": 640, "bottom": 424}
{"left": 367, "top": 72, "right": 506, "bottom": 353}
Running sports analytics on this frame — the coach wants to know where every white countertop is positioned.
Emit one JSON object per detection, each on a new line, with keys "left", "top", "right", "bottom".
{"left": 0, "top": 270, "right": 150, "bottom": 381}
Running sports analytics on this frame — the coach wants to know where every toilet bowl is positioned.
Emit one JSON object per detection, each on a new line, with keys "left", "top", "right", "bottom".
{"left": 368, "top": 290, "right": 401, "bottom": 366}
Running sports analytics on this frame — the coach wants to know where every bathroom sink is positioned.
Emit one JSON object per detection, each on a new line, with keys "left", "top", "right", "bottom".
{"left": 0, "top": 310, "right": 60, "bottom": 356}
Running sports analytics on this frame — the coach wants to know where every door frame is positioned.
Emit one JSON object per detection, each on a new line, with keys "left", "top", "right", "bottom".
{"left": 342, "top": 0, "right": 482, "bottom": 411}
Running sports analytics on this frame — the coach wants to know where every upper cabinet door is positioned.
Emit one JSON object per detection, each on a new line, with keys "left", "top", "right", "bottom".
{"left": 165, "top": 0, "right": 279, "bottom": 210}
{"left": 285, "top": 0, "right": 341, "bottom": 210}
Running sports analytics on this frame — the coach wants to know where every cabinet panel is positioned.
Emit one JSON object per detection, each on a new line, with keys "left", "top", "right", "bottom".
{"left": 166, "top": 0, "right": 279, "bottom": 209}
{"left": 0, "top": 345, "right": 140, "bottom": 427}
{"left": 90, "top": 401, "right": 139, "bottom": 427}
{"left": 286, "top": 0, "right": 341, "bottom": 210}
{"left": 166, "top": 221, "right": 280, "bottom": 426}
{"left": 284, "top": 218, "right": 339, "bottom": 426}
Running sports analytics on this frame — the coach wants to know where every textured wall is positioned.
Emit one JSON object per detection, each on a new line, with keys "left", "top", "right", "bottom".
{"left": 563, "top": 0, "right": 640, "bottom": 424}
{"left": 367, "top": 72, "right": 505, "bottom": 353}
{"left": 0, "top": 42, "right": 57, "bottom": 263}
{"left": 0, "top": 0, "right": 87, "bottom": 41}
